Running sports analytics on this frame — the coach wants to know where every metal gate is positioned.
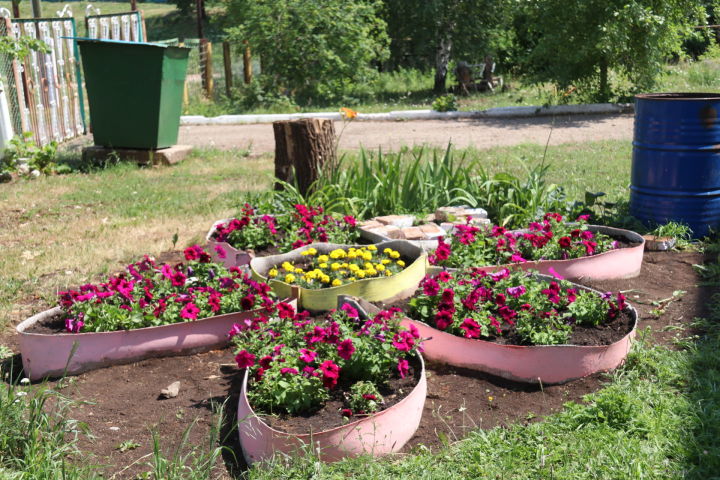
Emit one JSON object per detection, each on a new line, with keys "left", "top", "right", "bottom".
{"left": 0, "top": 10, "right": 86, "bottom": 146}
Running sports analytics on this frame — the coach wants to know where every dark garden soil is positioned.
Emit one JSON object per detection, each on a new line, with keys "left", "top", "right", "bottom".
{"left": 0, "top": 250, "right": 714, "bottom": 479}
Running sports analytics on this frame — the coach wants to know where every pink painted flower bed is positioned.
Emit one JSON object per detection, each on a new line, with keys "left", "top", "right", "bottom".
{"left": 344, "top": 267, "right": 637, "bottom": 384}
{"left": 17, "top": 246, "right": 289, "bottom": 380}
{"left": 430, "top": 214, "right": 644, "bottom": 281}
{"left": 206, "top": 204, "right": 358, "bottom": 268}
{"left": 230, "top": 304, "right": 426, "bottom": 463}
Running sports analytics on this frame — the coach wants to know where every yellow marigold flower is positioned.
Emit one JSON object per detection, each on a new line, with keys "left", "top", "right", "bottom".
{"left": 366, "top": 245, "right": 377, "bottom": 251}
{"left": 366, "top": 269, "right": 377, "bottom": 276}
{"left": 318, "top": 255, "right": 329, "bottom": 263}
{"left": 294, "top": 268, "right": 304, "bottom": 274}
{"left": 341, "top": 262, "right": 349, "bottom": 268}
{"left": 381, "top": 259, "right": 391, "bottom": 265}
{"left": 364, "top": 262, "right": 373, "bottom": 270}
{"left": 349, "top": 277, "right": 356, "bottom": 282}
{"left": 268, "top": 268, "right": 278, "bottom": 278}
{"left": 332, "top": 279, "right": 342, "bottom": 287}
{"left": 397, "top": 260, "right": 406, "bottom": 267}
{"left": 349, "top": 264, "right": 360, "bottom": 272}
{"left": 376, "top": 264, "right": 386, "bottom": 272}
{"left": 331, "top": 262, "right": 341, "bottom": 271}
{"left": 363, "top": 252, "right": 373, "bottom": 261}
{"left": 285, "top": 274, "right": 296, "bottom": 283}
{"left": 306, "top": 271, "right": 317, "bottom": 280}
{"left": 383, "top": 248, "right": 392, "bottom": 254}
{"left": 385, "top": 270, "right": 393, "bottom": 276}
{"left": 356, "top": 270, "right": 366, "bottom": 279}
{"left": 308, "top": 247, "right": 318, "bottom": 255}
{"left": 347, "top": 251, "right": 357, "bottom": 259}
{"left": 330, "top": 249, "right": 346, "bottom": 259}
{"left": 321, "top": 275, "right": 331, "bottom": 283}
{"left": 390, "top": 251, "right": 400, "bottom": 259}
{"left": 319, "top": 262, "right": 329, "bottom": 269}
{"left": 301, "top": 250, "right": 311, "bottom": 256}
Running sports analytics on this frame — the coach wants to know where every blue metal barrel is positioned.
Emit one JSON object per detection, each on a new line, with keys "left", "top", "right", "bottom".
{"left": 630, "top": 93, "right": 720, "bottom": 237}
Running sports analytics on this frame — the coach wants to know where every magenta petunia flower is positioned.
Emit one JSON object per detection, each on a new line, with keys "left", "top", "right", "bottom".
{"left": 397, "top": 358, "right": 409, "bottom": 378}
{"left": 280, "top": 367, "right": 299, "bottom": 375}
{"left": 340, "top": 303, "right": 359, "bottom": 319}
{"left": 277, "top": 302, "right": 295, "bottom": 319}
{"left": 214, "top": 244, "right": 227, "bottom": 259}
{"left": 319, "top": 360, "right": 340, "bottom": 389}
{"left": 234, "top": 350, "right": 256, "bottom": 369}
{"left": 337, "top": 338, "right": 356, "bottom": 360}
{"left": 507, "top": 285, "right": 526, "bottom": 298}
{"left": 460, "top": 318, "right": 481, "bottom": 338}
{"left": 181, "top": 302, "right": 200, "bottom": 320}
{"left": 298, "top": 348, "right": 317, "bottom": 363}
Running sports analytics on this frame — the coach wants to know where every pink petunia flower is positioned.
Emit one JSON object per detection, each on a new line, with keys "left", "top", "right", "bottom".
{"left": 397, "top": 358, "right": 409, "bottom": 379}
{"left": 337, "top": 338, "right": 356, "bottom": 360}
{"left": 234, "top": 350, "right": 256, "bottom": 369}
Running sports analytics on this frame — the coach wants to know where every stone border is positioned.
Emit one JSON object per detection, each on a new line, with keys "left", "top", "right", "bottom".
{"left": 181, "top": 103, "right": 633, "bottom": 126}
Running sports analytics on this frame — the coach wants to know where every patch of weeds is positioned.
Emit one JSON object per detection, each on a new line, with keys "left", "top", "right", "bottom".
{"left": 116, "top": 440, "right": 141, "bottom": 453}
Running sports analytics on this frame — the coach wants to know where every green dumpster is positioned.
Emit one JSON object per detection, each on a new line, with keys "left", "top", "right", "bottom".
{"left": 77, "top": 39, "right": 190, "bottom": 150}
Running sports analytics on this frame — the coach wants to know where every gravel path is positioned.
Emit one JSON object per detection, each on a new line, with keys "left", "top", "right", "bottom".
{"left": 178, "top": 113, "right": 634, "bottom": 154}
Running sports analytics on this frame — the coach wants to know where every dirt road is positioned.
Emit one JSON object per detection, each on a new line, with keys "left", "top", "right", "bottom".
{"left": 178, "top": 113, "right": 634, "bottom": 154}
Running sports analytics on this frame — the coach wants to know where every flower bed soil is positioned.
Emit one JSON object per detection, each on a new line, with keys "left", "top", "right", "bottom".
{"left": 259, "top": 354, "right": 422, "bottom": 435}
{"left": 1, "top": 250, "right": 712, "bottom": 478}
{"left": 372, "top": 297, "right": 635, "bottom": 347}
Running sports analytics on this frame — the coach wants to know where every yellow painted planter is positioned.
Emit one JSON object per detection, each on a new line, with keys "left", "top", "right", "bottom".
{"left": 250, "top": 240, "right": 427, "bottom": 311}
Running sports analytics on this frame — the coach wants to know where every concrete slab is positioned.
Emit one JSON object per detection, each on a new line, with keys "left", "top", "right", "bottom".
{"left": 81, "top": 145, "right": 193, "bottom": 166}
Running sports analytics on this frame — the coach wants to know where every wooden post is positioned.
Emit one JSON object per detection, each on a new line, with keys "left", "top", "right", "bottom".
{"left": 201, "top": 39, "right": 213, "bottom": 97}
{"left": 31, "top": 0, "right": 41, "bottom": 17}
{"left": 222, "top": 41, "right": 232, "bottom": 97}
{"left": 130, "top": 0, "right": 137, "bottom": 11}
{"left": 272, "top": 119, "right": 337, "bottom": 196}
{"left": 243, "top": 40, "right": 252, "bottom": 84}
{"left": 11, "top": 0, "right": 20, "bottom": 18}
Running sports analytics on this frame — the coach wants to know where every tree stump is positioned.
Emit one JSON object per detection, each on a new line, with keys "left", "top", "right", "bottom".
{"left": 273, "top": 118, "right": 337, "bottom": 195}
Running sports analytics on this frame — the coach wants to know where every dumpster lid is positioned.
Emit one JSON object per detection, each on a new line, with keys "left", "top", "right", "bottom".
{"left": 64, "top": 36, "right": 188, "bottom": 49}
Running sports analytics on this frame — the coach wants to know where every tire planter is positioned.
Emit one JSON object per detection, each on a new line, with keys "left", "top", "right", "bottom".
{"left": 205, "top": 218, "right": 254, "bottom": 269}
{"left": 340, "top": 279, "right": 638, "bottom": 385}
{"left": 362, "top": 225, "right": 644, "bottom": 281}
{"left": 237, "top": 353, "right": 427, "bottom": 464}
{"left": 250, "top": 240, "right": 427, "bottom": 311}
{"left": 501, "top": 226, "right": 645, "bottom": 281}
{"left": 17, "top": 300, "right": 295, "bottom": 381}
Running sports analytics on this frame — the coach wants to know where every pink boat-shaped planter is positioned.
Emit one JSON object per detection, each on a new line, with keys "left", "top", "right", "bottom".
{"left": 17, "top": 301, "right": 294, "bottom": 381}
{"left": 206, "top": 218, "right": 254, "bottom": 269}
{"left": 342, "top": 285, "right": 637, "bottom": 385}
{"left": 237, "top": 353, "right": 427, "bottom": 464}
{"left": 499, "top": 225, "right": 645, "bottom": 281}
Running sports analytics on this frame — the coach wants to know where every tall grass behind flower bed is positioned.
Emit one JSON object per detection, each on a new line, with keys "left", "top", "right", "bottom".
{"left": 267, "top": 147, "right": 577, "bottom": 228}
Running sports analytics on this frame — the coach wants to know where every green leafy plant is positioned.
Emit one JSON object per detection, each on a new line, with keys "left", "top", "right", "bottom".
{"left": 2, "top": 132, "right": 58, "bottom": 177}
{"left": 269, "top": 146, "right": 576, "bottom": 228}
{"left": 432, "top": 94, "right": 457, "bottom": 112}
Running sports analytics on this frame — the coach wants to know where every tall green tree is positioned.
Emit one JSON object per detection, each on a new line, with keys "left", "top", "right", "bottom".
{"left": 521, "top": 0, "right": 706, "bottom": 101}
{"left": 382, "top": 0, "right": 513, "bottom": 92}
{"left": 224, "top": 0, "right": 389, "bottom": 104}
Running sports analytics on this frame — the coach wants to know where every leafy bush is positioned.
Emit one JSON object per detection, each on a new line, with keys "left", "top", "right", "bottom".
{"left": 432, "top": 94, "right": 457, "bottom": 112}
{"left": 520, "top": 0, "right": 705, "bottom": 101}
{"left": 2, "top": 132, "right": 58, "bottom": 177}
{"left": 225, "top": 0, "right": 389, "bottom": 104}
